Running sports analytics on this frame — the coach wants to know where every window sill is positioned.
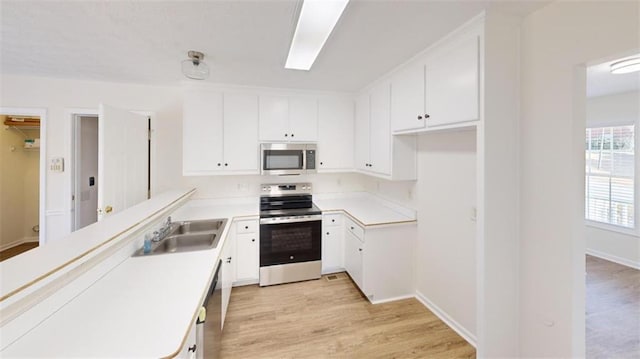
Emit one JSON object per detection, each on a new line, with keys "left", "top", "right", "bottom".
{"left": 585, "top": 220, "right": 639, "bottom": 237}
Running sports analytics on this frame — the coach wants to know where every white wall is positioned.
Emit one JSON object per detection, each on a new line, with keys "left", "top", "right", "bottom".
{"left": 585, "top": 91, "right": 640, "bottom": 268}
{"left": 0, "top": 74, "right": 366, "bottom": 242}
{"left": 0, "top": 74, "right": 183, "bottom": 242}
{"left": 519, "top": 1, "right": 639, "bottom": 357}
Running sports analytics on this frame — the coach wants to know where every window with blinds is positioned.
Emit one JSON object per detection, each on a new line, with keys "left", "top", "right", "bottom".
{"left": 585, "top": 125, "right": 635, "bottom": 228}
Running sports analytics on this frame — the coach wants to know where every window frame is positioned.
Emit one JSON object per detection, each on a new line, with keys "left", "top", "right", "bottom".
{"left": 585, "top": 124, "right": 637, "bottom": 234}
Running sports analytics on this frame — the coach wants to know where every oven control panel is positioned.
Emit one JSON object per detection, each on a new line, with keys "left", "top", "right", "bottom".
{"left": 260, "top": 182, "right": 312, "bottom": 196}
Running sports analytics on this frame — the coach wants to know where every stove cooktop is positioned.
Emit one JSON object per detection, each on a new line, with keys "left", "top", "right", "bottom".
{"left": 259, "top": 203, "right": 322, "bottom": 218}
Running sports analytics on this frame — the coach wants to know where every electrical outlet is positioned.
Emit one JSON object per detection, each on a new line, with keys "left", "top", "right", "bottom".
{"left": 470, "top": 207, "right": 477, "bottom": 222}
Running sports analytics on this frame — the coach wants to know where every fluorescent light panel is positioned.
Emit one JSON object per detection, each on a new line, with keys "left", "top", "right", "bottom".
{"left": 285, "top": 0, "right": 349, "bottom": 71}
{"left": 610, "top": 57, "right": 640, "bottom": 74}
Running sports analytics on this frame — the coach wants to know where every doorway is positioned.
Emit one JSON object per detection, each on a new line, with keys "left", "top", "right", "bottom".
{"left": 0, "top": 114, "right": 42, "bottom": 260}
{"left": 72, "top": 115, "right": 99, "bottom": 231}
{"left": 70, "top": 109, "right": 152, "bottom": 231}
{"left": 584, "top": 54, "right": 640, "bottom": 358}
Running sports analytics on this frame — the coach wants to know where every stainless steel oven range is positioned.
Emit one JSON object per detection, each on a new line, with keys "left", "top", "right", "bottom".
{"left": 259, "top": 182, "right": 322, "bottom": 286}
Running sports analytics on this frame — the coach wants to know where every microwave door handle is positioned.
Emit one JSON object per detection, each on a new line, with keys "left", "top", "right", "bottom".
{"left": 302, "top": 150, "right": 307, "bottom": 172}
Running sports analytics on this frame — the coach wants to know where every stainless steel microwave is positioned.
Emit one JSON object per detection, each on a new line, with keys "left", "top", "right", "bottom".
{"left": 260, "top": 143, "right": 317, "bottom": 175}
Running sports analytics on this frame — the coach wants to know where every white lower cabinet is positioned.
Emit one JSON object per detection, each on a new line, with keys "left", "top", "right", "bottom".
{"left": 322, "top": 213, "right": 344, "bottom": 273}
{"left": 220, "top": 231, "right": 234, "bottom": 329}
{"left": 344, "top": 229, "right": 364, "bottom": 290}
{"left": 343, "top": 216, "right": 416, "bottom": 303}
{"left": 177, "top": 320, "right": 197, "bottom": 359}
{"left": 233, "top": 218, "right": 260, "bottom": 285}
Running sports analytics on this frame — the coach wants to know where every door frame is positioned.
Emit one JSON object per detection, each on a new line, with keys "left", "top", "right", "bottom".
{"left": 0, "top": 107, "right": 47, "bottom": 245}
{"left": 68, "top": 108, "right": 156, "bottom": 231}
{"left": 69, "top": 109, "right": 99, "bottom": 231}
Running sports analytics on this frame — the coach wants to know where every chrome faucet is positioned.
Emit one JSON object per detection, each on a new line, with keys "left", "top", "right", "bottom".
{"left": 152, "top": 216, "right": 172, "bottom": 243}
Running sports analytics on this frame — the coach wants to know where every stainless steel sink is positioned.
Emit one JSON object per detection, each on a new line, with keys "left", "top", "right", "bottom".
{"left": 169, "top": 219, "right": 226, "bottom": 235}
{"left": 133, "top": 218, "right": 227, "bottom": 257}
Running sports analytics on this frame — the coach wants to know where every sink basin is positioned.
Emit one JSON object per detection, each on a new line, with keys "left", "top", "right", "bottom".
{"left": 133, "top": 218, "right": 227, "bottom": 257}
{"left": 170, "top": 219, "right": 226, "bottom": 235}
{"left": 152, "top": 233, "right": 219, "bottom": 254}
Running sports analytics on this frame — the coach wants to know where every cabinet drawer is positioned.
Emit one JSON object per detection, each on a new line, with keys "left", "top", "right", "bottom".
{"left": 345, "top": 217, "right": 364, "bottom": 241}
{"left": 236, "top": 219, "right": 258, "bottom": 234}
{"left": 323, "top": 213, "right": 343, "bottom": 227}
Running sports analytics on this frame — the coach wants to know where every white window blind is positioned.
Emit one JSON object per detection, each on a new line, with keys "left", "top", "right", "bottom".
{"left": 585, "top": 125, "right": 635, "bottom": 228}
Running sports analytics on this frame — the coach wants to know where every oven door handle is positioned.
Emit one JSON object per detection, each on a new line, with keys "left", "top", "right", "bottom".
{"left": 259, "top": 215, "right": 322, "bottom": 225}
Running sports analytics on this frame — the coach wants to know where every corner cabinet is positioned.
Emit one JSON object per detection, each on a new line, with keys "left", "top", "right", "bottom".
{"left": 259, "top": 95, "right": 318, "bottom": 142}
{"left": 343, "top": 216, "right": 416, "bottom": 304}
{"left": 317, "top": 98, "right": 354, "bottom": 172}
{"left": 355, "top": 83, "right": 416, "bottom": 180}
{"left": 391, "top": 30, "right": 480, "bottom": 133}
{"left": 183, "top": 90, "right": 259, "bottom": 175}
{"left": 220, "top": 228, "right": 235, "bottom": 329}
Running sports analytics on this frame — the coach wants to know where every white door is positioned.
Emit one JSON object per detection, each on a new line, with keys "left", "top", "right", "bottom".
{"left": 391, "top": 62, "right": 426, "bottom": 132}
{"left": 183, "top": 90, "right": 224, "bottom": 174}
{"left": 354, "top": 94, "right": 370, "bottom": 171}
{"left": 235, "top": 233, "right": 259, "bottom": 281}
{"left": 259, "top": 95, "right": 289, "bottom": 142}
{"left": 344, "top": 230, "right": 364, "bottom": 291}
{"left": 97, "top": 104, "right": 149, "bottom": 220}
{"left": 288, "top": 97, "right": 318, "bottom": 142}
{"left": 368, "top": 83, "right": 392, "bottom": 175}
{"left": 223, "top": 93, "right": 259, "bottom": 173}
{"left": 318, "top": 98, "right": 354, "bottom": 171}
{"left": 425, "top": 35, "right": 479, "bottom": 127}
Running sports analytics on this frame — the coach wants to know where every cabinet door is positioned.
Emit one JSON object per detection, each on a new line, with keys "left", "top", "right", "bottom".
{"left": 183, "top": 90, "right": 224, "bottom": 174}
{"left": 259, "top": 95, "right": 289, "bottom": 142}
{"left": 221, "top": 235, "right": 234, "bottom": 328}
{"left": 391, "top": 63, "right": 427, "bottom": 132}
{"left": 368, "top": 83, "right": 392, "bottom": 175}
{"left": 289, "top": 97, "right": 318, "bottom": 142}
{"left": 322, "top": 225, "right": 344, "bottom": 273}
{"left": 425, "top": 35, "right": 479, "bottom": 127}
{"left": 318, "top": 98, "right": 354, "bottom": 171}
{"left": 344, "top": 230, "right": 364, "bottom": 291}
{"left": 224, "top": 93, "right": 259, "bottom": 173}
{"left": 235, "top": 233, "right": 259, "bottom": 281}
{"left": 354, "top": 93, "right": 370, "bottom": 171}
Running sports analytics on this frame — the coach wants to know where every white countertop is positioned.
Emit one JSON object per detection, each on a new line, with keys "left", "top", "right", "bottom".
{"left": 314, "top": 192, "right": 416, "bottom": 225}
{"left": 1, "top": 192, "right": 414, "bottom": 357}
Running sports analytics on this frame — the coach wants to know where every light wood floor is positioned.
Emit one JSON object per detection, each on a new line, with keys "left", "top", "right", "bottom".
{"left": 0, "top": 242, "right": 38, "bottom": 262}
{"left": 219, "top": 272, "right": 475, "bottom": 358}
{"left": 586, "top": 255, "right": 640, "bottom": 359}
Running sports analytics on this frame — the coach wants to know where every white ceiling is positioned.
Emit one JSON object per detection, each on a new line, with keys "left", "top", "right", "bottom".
{"left": 0, "top": 0, "right": 549, "bottom": 92}
{"left": 587, "top": 56, "right": 640, "bottom": 98}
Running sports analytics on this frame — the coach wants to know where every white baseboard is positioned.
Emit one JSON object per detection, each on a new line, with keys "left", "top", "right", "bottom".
{"left": 370, "top": 294, "right": 415, "bottom": 305}
{"left": 414, "top": 290, "right": 477, "bottom": 348}
{"left": 586, "top": 248, "right": 640, "bottom": 270}
{"left": 0, "top": 237, "right": 39, "bottom": 252}
{"left": 232, "top": 278, "right": 259, "bottom": 287}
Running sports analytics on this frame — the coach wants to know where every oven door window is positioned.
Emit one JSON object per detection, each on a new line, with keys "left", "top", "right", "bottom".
{"left": 260, "top": 220, "right": 321, "bottom": 266}
{"left": 263, "top": 150, "right": 304, "bottom": 170}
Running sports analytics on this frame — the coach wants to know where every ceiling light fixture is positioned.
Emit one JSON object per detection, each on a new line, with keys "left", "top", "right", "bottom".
{"left": 182, "top": 51, "right": 210, "bottom": 80}
{"left": 610, "top": 57, "right": 640, "bottom": 74}
{"left": 285, "top": 0, "right": 349, "bottom": 71}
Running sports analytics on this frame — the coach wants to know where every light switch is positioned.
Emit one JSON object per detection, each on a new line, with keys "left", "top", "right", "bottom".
{"left": 50, "top": 157, "right": 64, "bottom": 172}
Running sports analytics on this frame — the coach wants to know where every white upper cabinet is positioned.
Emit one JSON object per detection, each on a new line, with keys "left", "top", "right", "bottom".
{"left": 354, "top": 83, "right": 415, "bottom": 180}
{"left": 391, "top": 63, "right": 426, "bottom": 132}
{"left": 258, "top": 95, "right": 289, "bottom": 142}
{"left": 425, "top": 34, "right": 479, "bottom": 128}
{"left": 368, "top": 83, "right": 392, "bottom": 175}
{"left": 391, "top": 32, "right": 480, "bottom": 133}
{"left": 259, "top": 95, "right": 318, "bottom": 142}
{"left": 354, "top": 93, "right": 370, "bottom": 172}
{"left": 289, "top": 97, "right": 318, "bottom": 142}
{"left": 183, "top": 90, "right": 259, "bottom": 175}
{"left": 317, "top": 97, "right": 354, "bottom": 172}
{"left": 183, "top": 90, "right": 224, "bottom": 174}
{"left": 223, "top": 93, "right": 259, "bottom": 172}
